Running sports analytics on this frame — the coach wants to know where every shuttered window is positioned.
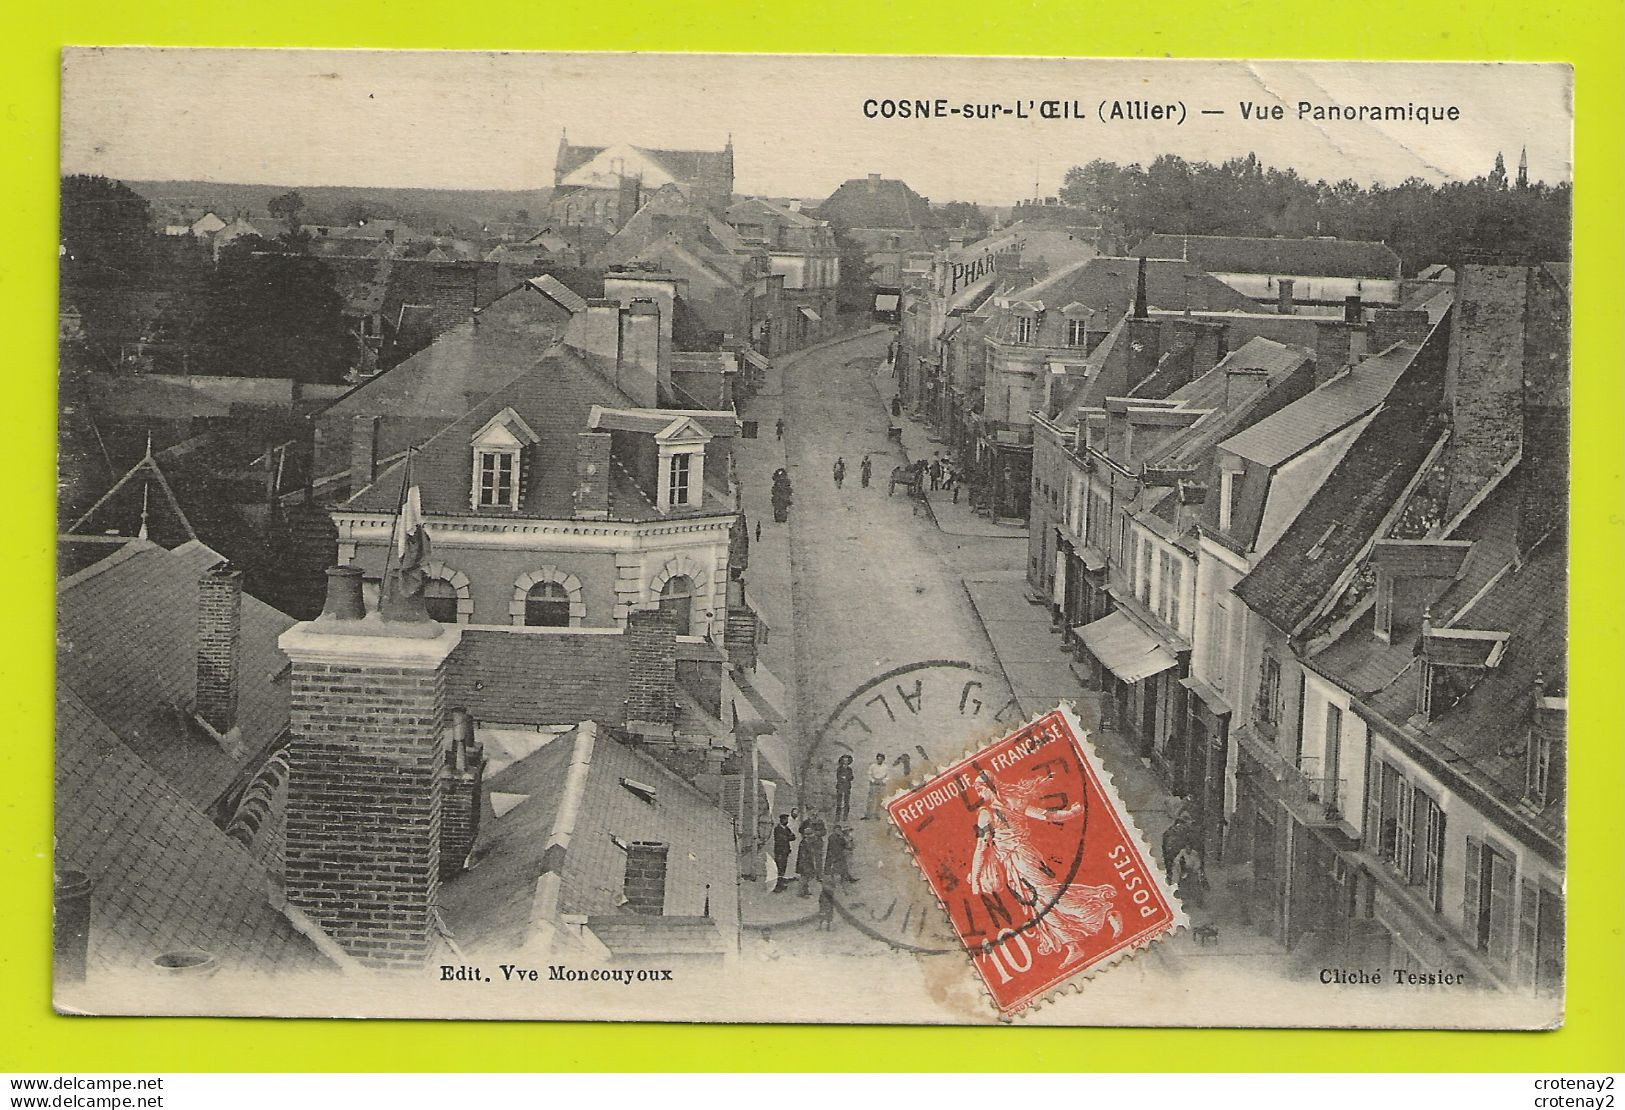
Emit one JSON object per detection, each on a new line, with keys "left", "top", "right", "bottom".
{"left": 1466, "top": 837, "right": 1516, "bottom": 965}
{"left": 1415, "top": 794, "right": 1446, "bottom": 911}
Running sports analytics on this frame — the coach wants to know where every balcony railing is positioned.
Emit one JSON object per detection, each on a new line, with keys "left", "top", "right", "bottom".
{"left": 1288, "top": 757, "right": 1348, "bottom": 825}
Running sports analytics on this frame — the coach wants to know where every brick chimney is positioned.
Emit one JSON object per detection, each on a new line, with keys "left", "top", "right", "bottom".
{"left": 1444, "top": 265, "right": 1529, "bottom": 520}
{"left": 867, "top": 173, "right": 881, "bottom": 191}
{"left": 350, "top": 415, "right": 381, "bottom": 494}
{"left": 279, "top": 576, "right": 462, "bottom": 970}
{"left": 1277, "top": 278, "right": 1295, "bottom": 316}
{"left": 624, "top": 605, "right": 678, "bottom": 735}
{"left": 573, "top": 431, "right": 613, "bottom": 519}
{"left": 196, "top": 561, "right": 243, "bottom": 738}
{"left": 1314, "top": 321, "right": 1354, "bottom": 385}
{"left": 1369, "top": 309, "right": 1432, "bottom": 352}
{"left": 617, "top": 300, "right": 662, "bottom": 407}
{"left": 623, "top": 841, "right": 669, "bottom": 915}
{"left": 440, "top": 706, "right": 485, "bottom": 879}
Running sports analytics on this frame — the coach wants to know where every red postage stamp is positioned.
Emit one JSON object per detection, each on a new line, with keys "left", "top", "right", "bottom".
{"left": 886, "top": 704, "right": 1183, "bottom": 1014}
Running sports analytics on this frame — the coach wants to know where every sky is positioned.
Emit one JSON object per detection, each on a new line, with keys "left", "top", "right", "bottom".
{"left": 61, "top": 51, "right": 1573, "bottom": 204}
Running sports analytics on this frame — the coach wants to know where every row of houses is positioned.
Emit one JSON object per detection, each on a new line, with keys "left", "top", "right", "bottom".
{"left": 1020, "top": 258, "right": 1568, "bottom": 992}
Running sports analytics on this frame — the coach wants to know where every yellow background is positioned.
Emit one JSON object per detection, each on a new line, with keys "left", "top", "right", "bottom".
{"left": 4, "top": 0, "right": 1621, "bottom": 1073}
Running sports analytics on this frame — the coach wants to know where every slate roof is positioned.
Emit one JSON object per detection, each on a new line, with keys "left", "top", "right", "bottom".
{"left": 1132, "top": 233, "right": 1402, "bottom": 280}
{"left": 1234, "top": 319, "right": 1448, "bottom": 635}
{"left": 1311, "top": 474, "right": 1565, "bottom": 851}
{"left": 56, "top": 539, "right": 296, "bottom": 810}
{"left": 1218, "top": 341, "right": 1419, "bottom": 467}
{"left": 316, "top": 279, "right": 584, "bottom": 476}
{"left": 992, "top": 256, "right": 1257, "bottom": 344}
{"left": 556, "top": 142, "right": 732, "bottom": 188}
{"left": 338, "top": 343, "right": 731, "bottom": 523}
{"left": 1154, "top": 339, "right": 1317, "bottom": 467}
{"left": 440, "top": 727, "right": 740, "bottom": 953}
{"left": 56, "top": 686, "right": 328, "bottom": 977}
{"left": 815, "top": 176, "right": 934, "bottom": 230}
{"left": 445, "top": 629, "right": 631, "bottom": 728}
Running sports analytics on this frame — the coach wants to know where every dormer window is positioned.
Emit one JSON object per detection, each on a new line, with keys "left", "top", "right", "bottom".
{"left": 653, "top": 416, "right": 712, "bottom": 513}
{"left": 1016, "top": 315, "right": 1036, "bottom": 343}
{"left": 1066, "top": 318, "right": 1088, "bottom": 347}
{"left": 469, "top": 407, "right": 540, "bottom": 511}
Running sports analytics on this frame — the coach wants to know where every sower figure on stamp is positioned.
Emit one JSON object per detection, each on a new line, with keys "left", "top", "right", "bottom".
{"left": 833, "top": 754, "right": 854, "bottom": 822}
{"left": 771, "top": 814, "right": 796, "bottom": 893}
{"left": 968, "top": 774, "right": 1123, "bottom": 967}
{"left": 862, "top": 752, "right": 890, "bottom": 819}
{"left": 797, "top": 811, "right": 827, "bottom": 897}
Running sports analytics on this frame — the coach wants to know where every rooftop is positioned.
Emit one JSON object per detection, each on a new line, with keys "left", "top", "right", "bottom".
{"left": 1131, "top": 233, "right": 1403, "bottom": 280}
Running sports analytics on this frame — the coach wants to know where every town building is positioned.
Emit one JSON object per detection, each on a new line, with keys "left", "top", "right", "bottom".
{"left": 977, "top": 256, "right": 1256, "bottom": 520}
{"left": 723, "top": 197, "right": 842, "bottom": 350}
{"left": 813, "top": 173, "right": 936, "bottom": 295}
{"left": 547, "top": 134, "right": 735, "bottom": 231}
{"left": 1131, "top": 233, "right": 1405, "bottom": 309}
{"left": 1204, "top": 261, "right": 1567, "bottom": 990}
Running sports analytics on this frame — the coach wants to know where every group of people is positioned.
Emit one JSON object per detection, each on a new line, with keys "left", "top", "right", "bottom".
{"left": 831, "top": 749, "right": 931, "bottom": 824}
{"left": 770, "top": 810, "right": 858, "bottom": 917}
{"left": 925, "top": 453, "right": 963, "bottom": 503}
{"left": 830, "top": 455, "right": 875, "bottom": 490}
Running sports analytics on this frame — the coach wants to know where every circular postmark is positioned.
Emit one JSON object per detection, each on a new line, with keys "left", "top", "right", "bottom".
{"left": 799, "top": 659, "right": 1033, "bottom": 955}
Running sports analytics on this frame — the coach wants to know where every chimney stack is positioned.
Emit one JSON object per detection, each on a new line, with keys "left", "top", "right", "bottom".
{"left": 625, "top": 605, "right": 679, "bottom": 736}
{"left": 867, "top": 173, "right": 881, "bottom": 191}
{"left": 573, "top": 431, "right": 613, "bottom": 519}
{"left": 567, "top": 300, "right": 623, "bottom": 366}
{"left": 279, "top": 609, "right": 461, "bottom": 969}
{"left": 1314, "top": 321, "right": 1354, "bottom": 385}
{"left": 1277, "top": 278, "right": 1296, "bottom": 315}
{"left": 1343, "top": 294, "right": 1363, "bottom": 324}
{"left": 1132, "top": 256, "right": 1150, "bottom": 320}
{"left": 623, "top": 841, "right": 670, "bottom": 915}
{"left": 1369, "top": 308, "right": 1432, "bottom": 352}
{"left": 617, "top": 300, "right": 662, "bottom": 407}
{"left": 350, "top": 415, "right": 381, "bottom": 494}
{"left": 440, "top": 707, "right": 486, "bottom": 879}
{"left": 196, "top": 561, "right": 243, "bottom": 738}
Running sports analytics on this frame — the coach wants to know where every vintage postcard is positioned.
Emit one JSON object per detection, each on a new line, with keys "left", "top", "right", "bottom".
{"left": 55, "top": 50, "right": 1570, "bottom": 1027}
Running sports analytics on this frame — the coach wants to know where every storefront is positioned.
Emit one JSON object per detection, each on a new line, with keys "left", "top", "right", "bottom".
{"left": 1075, "top": 609, "right": 1181, "bottom": 761}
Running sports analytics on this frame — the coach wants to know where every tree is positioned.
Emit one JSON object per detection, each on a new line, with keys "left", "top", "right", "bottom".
{"left": 933, "top": 201, "right": 989, "bottom": 238}
{"left": 1488, "top": 153, "right": 1508, "bottom": 191}
{"left": 195, "top": 236, "right": 354, "bottom": 383}
{"left": 60, "top": 175, "right": 157, "bottom": 362}
{"left": 268, "top": 189, "right": 307, "bottom": 225}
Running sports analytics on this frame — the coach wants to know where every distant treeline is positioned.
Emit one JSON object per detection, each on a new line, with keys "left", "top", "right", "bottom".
{"left": 1059, "top": 153, "right": 1571, "bottom": 274}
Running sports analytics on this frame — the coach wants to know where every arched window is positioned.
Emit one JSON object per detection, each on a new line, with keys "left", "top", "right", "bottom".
{"left": 525, "top": 580, "right": 571, "bottom": 627}
{"left": 658, "top": 575, "right": 695, "bottom": 637}
{"left": 423, "top": 578, "right": 460, "bottom": 623}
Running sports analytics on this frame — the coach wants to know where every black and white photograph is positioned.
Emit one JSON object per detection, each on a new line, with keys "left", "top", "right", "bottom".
{"left": 54, "top": 49, "right": 1571, "bottom": 1027}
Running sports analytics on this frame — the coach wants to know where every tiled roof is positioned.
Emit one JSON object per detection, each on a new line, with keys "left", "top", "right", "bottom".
{"left": 316, "top": 280, "right": 582, "bottom": 475}
{"left": 55, "top": 686, "right": 328, "bottom": 977}
{"left": 440, "top": 728, "right": 739, "bottom": 953}
{"left": 1131, "top": 233, "right": 1402, "bottom": 280}
{"left": 57, "top": 539, "right": 296, "bottom": 810}
{"left": 815, "top": 176, "right": 934, "bottom": 230}
{"left": 1218, "top": 341, "right": 1419, "bottom": 467}
{"left": 1234, "top": 321, "right": 1448, "bottom": 635}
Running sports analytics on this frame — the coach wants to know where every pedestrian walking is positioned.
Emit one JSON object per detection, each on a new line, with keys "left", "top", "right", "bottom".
{"left": 754, "top": 519, "right": 761, "bottom": 542}
{"left": 862, "top": 753, "right": 890, "bottom": 819}
{"left": 816, "top": 882, "right": 837, "bottom": 931}
{"left": 859, "top": 455, "right": 872, "bottom": 489}
{"left": 947, "top": 462, "right": 961, "bottom": 504}
{"left": 929, "top": 456, "right": 942, "bottom": 491}
{"left": 891, "top": 396, "right": 903, "bottom": 418}
{"left": 833, "top": 754, "right": 854, "bottom": 822}
{"left": 824, "top": 825, "right": 858, "bottom": 883}
{"left": 797, "top": 811, "right": 827, "bottom": 896}
{"left": 775, "top": 417, "right": 785, "bottom": 440}
{"left": 771, "top": 814, "right": 796, "bottom": 893}
{"left": 1173, "top": 844, "right": 1208, "bottom": 908}
{"left": 833, "top": 457, "right": 846, "bottom": 489}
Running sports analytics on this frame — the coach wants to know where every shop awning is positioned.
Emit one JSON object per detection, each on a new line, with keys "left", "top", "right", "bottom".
{"left": 743, "top": 349, "right": 771, "bottom": 370}
{"left": 799, "top": 306, "right": 822, "bottom": 322}
{"left": 874, "top": 294, "right": 899, "bottom": 311}
{"left": 755, "top": 733, "right": 797, "bottom": 786}
{"left": 1075, "top": 611, "right": 1178, "bottom": 685}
